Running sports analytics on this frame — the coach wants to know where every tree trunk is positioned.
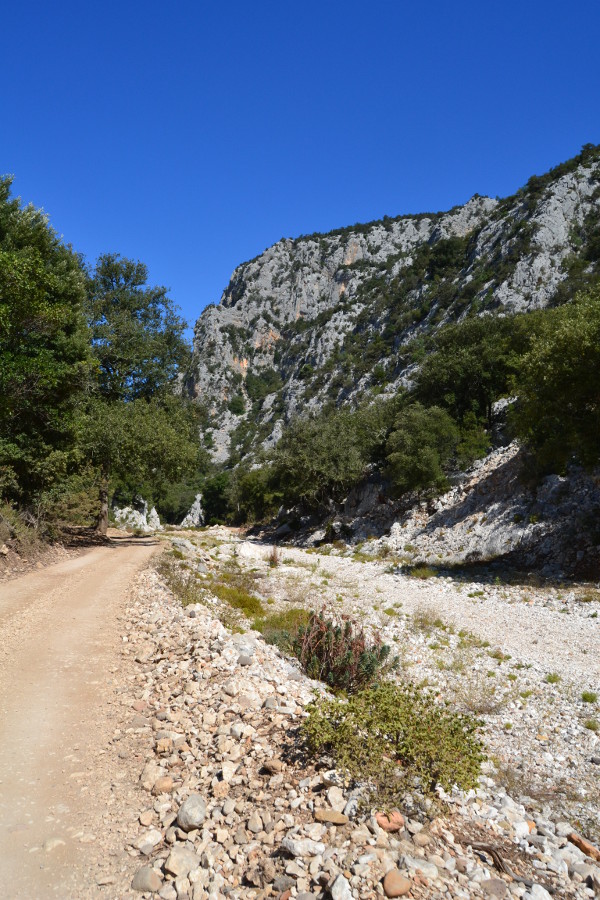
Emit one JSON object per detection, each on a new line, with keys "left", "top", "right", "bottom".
{"left": 96, "top": 477, "right": 109, "bottom": 536}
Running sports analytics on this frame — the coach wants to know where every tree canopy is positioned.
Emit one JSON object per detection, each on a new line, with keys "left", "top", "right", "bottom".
{"left": 87, "top": 253, "right": 189, "bottom": 402}
{"left": 385, "top": 403, "right": 459, "bottom": 495}
{"left": 512, "top": 285, "right": 600, "bottom": 473}
{"left": 0, "top": 176, "right": 91, "bottom": 501}
{"left": 414, "top": 316, "right": 520, "bottom": 425}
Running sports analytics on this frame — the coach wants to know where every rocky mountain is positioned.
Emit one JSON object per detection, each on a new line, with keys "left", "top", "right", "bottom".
{"left": 185, "top": 145, "right": 600, "bottom": 461}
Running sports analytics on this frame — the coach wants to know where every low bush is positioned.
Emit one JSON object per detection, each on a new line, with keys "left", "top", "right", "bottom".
{"left": 292, "top": 610, "right": 395, "bottom": 693}
{"left": 252, "top": 607, "right": 310, "bottom": 651}
{"left": 412, "top": 606, "right": 448, "bottom": 633}
{"left": 157, "top": 556, "right": 203, "bottom": 607}
{"left": 409, "top": 565, "right": 438, "bottom": 579}
{"left": 304, "top": 681, "right": 485, "bottom": 802}
{"left": 209, "top": 582, "right": 264, "bottom": 617}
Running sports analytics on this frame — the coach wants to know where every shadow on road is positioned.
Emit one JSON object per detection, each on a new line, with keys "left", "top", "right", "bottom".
{"left": 60, "top": 526, "right": 161, "bottom": 549}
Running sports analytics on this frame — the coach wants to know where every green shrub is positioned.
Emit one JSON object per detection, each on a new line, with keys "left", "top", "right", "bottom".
{"left": 581, "top": 691, "right": 598, "bottom": 703}
{"left": 253, "top": 607, "right": 310, "bottom": 651}
{"left": 304, "top": 681, "right": 485, "bottom": 802}
{"left": 0, "top": 503, "right": 45, "bottom": 553}
{"left": 544, "top": 672, "right": 561, "bottom": 684}
{"left": 409, "top": 565, "right": 438, "bottom": 580}
{"left": 292, "top": 610, "right": 395, "bottom": 693}
{"left": 228, "top": 395, "right": 245, "bottom": 415}
{"left": 209, "top": 582, "right": 264, "bottom": 617}
{"left": 584, "top": 719, "right": 598, "bottom": 731}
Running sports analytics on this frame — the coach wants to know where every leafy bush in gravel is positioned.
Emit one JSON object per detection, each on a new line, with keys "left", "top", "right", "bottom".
{"left": 292, "top": 610, "right": 395, "bottom": 693}
{"left": 304, "top": 681, "right": 486, "bottom": 801}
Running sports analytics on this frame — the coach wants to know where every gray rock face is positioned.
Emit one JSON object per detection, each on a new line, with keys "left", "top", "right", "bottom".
{"left": 184, "top": 148, "right": 600, "bottom": 461}
{"left": 180, "top": 492, "right": 204, "bottom": 527}
{"left": 112, "top": 497, "right": 162, "bottom": 532}
{"left": 176, "top": 794, "right": 207, "bottom": 831}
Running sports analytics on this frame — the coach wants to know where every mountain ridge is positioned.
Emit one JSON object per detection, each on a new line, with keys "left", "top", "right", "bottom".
{"left": 184, "top": 144, "right": 600, "bottom": 462}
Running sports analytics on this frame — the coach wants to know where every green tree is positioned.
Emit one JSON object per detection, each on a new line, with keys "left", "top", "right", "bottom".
{"left": 512, "top": 286, "right": 600, "bottom": 472}
{"left": 270, "top": 401, "right": 393, "bottom": 510}
{"left": 414, "top": 316, "right": 517, "bottom": 426}
{"left": 201, "top": 471, "right": 231, "bottom": 524}
{"left": 227, "top": 465, "right": 282, "bottom": 523}
{"left": 385, "top": 403, "right": 459, "bottom": 495}
{"left": 0, "top": 176, "right": 91, "bottom": 501}
{"left": 87, "top": 253, "right": 189, "bottom": 401}
{"left": 78, "top": 396, "right": 201, "bottom": 533}
{"left": 83, "top": 254, "right": 200, "bottom": 533}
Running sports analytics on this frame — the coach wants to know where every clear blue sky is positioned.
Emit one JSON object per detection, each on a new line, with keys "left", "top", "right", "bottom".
{"left": 2, "top": 0, "right": 599, "bottom": 337}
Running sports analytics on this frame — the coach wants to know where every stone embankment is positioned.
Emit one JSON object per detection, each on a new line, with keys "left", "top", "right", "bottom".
{"left": 109, "top": 529, "right": 600, "bottom": 899}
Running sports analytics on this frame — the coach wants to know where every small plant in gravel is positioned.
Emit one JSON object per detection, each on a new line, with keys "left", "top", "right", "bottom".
{"left": 409, "top": 565, "right": 438, "bottom": 579}
{"left": 545, "top": 672, "right": 561, "bottom": 684}
{"left": 351, "top": 550, "right": 373, "bottom": 563}
{"left": 304, "top": 681, "right": 486, "bottom": 802}
{"left": 584, "top": 719, "right": 599, "bottom": 731}
{"left": 292, "top": 610, "right": 396, "bottom": 693}
{"left": 435, "top": 654, "right": 465, "bottom": 673}
{"left": 457, "top": 630, "right": 490, "bottom": 650}
{"left": 266, "top": 545, "right": 281, "bottom": 568}
{"left": 412, "top": 606, "right": 449, "bottom": 634}
{"left": 157, "top": 556, "right": 205, "bottom": 607}
{"left": 455, "top": 673, "right": 515, "bottom": 715}
{"left": 581, "top": 691, "right": 598, "bottom": 703}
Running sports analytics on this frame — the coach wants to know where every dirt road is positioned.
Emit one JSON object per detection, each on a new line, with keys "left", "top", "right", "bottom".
{"left": 0, "top": 536, "right": 159, "bottom": 899}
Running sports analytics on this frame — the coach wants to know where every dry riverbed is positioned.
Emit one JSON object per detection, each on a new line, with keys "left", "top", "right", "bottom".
{"left": 100, "top": 526, "right": 599, "bottom": 900}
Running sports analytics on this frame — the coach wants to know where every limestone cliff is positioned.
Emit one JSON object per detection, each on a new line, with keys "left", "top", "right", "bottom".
{"left": 185, "top": 145, "right": 600, "bottom": 461}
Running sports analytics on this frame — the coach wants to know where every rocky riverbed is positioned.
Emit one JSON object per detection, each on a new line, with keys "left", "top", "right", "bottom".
{"left": 101, "top": 527, "right": 600, "bottom": 898}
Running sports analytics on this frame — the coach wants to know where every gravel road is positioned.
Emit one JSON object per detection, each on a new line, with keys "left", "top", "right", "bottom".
{"left": 0, "top": 535, "right": 158, "bottom": 898}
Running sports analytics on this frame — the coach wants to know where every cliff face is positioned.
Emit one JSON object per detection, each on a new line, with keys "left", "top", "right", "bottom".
{"left": 185, "top": 146, "right": 600, "bottom": 461}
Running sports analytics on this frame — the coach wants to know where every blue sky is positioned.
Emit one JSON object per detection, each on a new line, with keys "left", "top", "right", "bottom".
{"left": 2, "top": 0, "right": 599, "bottom": 337}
